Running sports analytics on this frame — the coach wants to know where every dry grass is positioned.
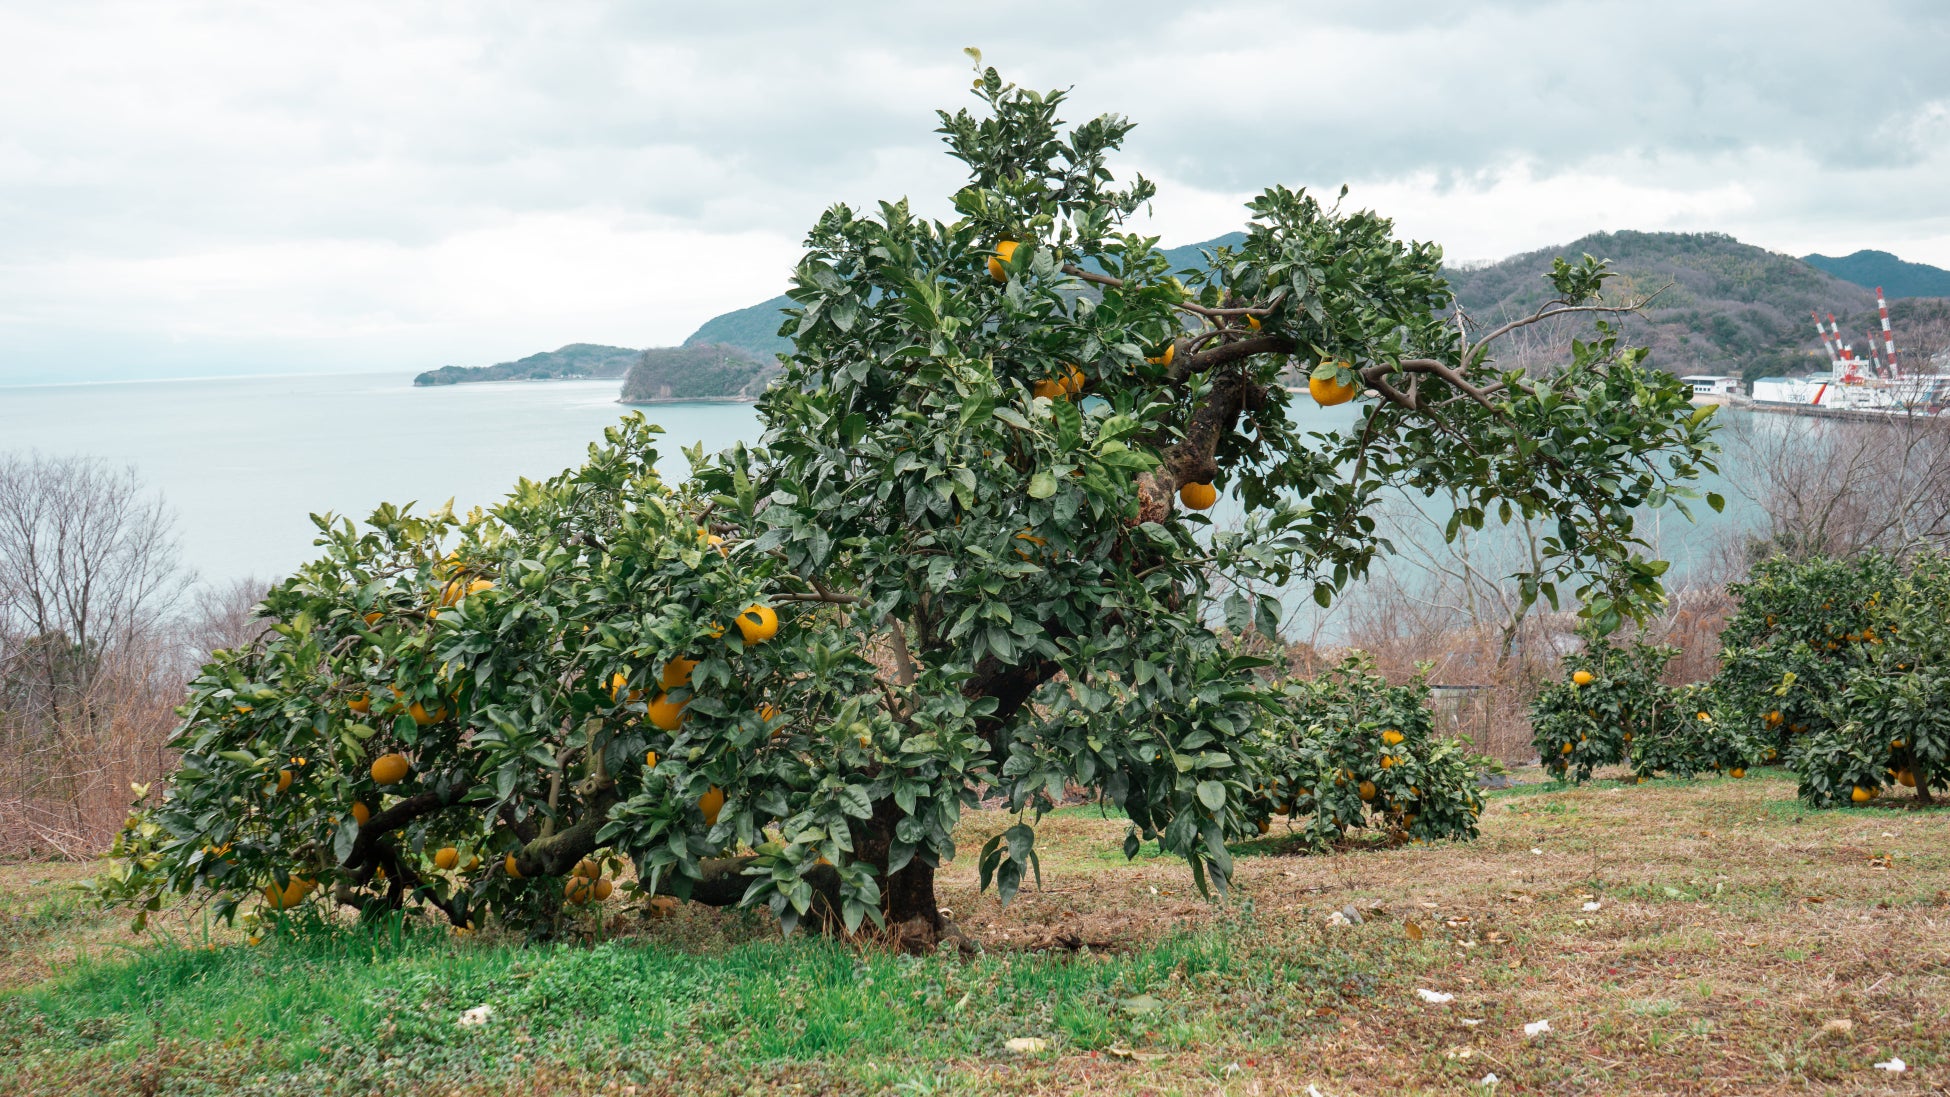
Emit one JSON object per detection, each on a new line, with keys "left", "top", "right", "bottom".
{"left": 6, "top": 770, "right": 1949, "bottom": 1095}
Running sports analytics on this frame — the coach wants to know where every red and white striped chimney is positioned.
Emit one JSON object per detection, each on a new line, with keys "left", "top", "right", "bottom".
{"left": 1813, "top": 311, "right": 1840, "bottom": 367}
{"left": 1876, "top": 286, "right": 1900, "bottom": 377}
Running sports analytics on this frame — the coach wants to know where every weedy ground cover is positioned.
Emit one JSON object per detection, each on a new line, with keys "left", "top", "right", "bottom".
{"left": 5, "top": 769, "right": 1946, "bottom": 1095}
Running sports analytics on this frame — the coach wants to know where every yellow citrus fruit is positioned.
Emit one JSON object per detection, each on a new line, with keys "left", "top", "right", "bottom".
{"left": 647, "top": 694, "right": 688, "bottom": 731}
{"left": 1764, "top": 710, "right": 1783, "bottom": 726}
{"left": 593, "top": 878, "right": 614, "bottom": 901}
{"left": 1729, "top": 768, "right": 1746, "bottom": 779}
{"left": 1571, "top": 670, "right": 1594, "bottom": 686}
{"left": 370, "top": 753, "right": 410, "bottom": 785}
{"left": 1309, "top": 368, "right": 1357, "bottom": 406}
{"left": 1561, "top": 742, "right": 1574, "bottom": 755}
{"left": 1245, "top": 314, "right": 1261, "bottom": 331}
{"left": 1381, "top": 729, "right": 1404, "bottom": 746}
{"left": 434, "top": 847, "right": 459, "bottom": 870}
{"left": 1851, "top": 786, "right": 1874, "bottom": 803}
{"left": 438, "top": 577, "right": 494, "bottom": 607}
{"left": 1178, "top": 482, "right": 1218, "bottom": 510}
{"left": 644, "top": 750, "right": 659, "bottom": 770}
{"left": 564, "top": 876, "right": 593, "bottom": 903}
{"left": 504, "top": 854, "right": 523, "bottom": 879}
{"left": 408, "top": 700, "right": 446, "bottom": 726}
{"left": 573, "top": 859, "right": 600, "bottom": 880}
{"left": 362, "top": 610, "right": 384, "bottom": 627}
{"left": 660, "top": 657, "right": 698, "bottom": 690}
{"left": 1380, "top": 755, "right": 1397, "bottom": 769}
{"left": 757, "top": 703, "right": 780, "bottom": 725}
{"left": 1031, "top": 377, "right": 1065, "bottom": 400}
{"left": 348, "top": 693, "right": 372, "bottom": 715}
{"left": 736, "top": 604, "right": 780, "bottom": 644}
{"left": 987, "top": 239, "right": 1018, "bottom": 282}
{"left": 699, "top": 786, "right": 726, "bottom": 826}
{"left": 1059, "top": 364, "right": 1086, "bottom": 395}
{"left": 1897, "top": 770, "right": 1916, "bottom": 788}
{"left": 275, "top": 769, "right": 293, "bottom": 793}
{"left": 351, "top": 801, "right": 371, "bottom": 826}
{"left": 1358, "top": 780, "right": 1377, "bottom": 802}
{"left": 1146, "top": 343, "right": 1176, "bottom": 367}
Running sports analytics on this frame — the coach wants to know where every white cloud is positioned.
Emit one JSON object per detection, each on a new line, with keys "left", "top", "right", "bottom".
{"left": 1, "top": 0, "right": 1946, "bottom": 383}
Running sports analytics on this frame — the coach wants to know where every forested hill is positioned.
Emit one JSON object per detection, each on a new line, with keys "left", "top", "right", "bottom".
{"left": 1443, "top": 231, "right": 1950, "bottom": 382}
{"left": 618, "top": 344, "right": 772, "bottom": 403}
{"left": 1803, "top": 249, "right": 1950, "bottom": 299}
{"left": 413, "top": 343, "right": 640, "bottom": 386}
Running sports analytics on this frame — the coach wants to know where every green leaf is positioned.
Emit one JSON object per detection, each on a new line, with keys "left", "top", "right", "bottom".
{"left": 1196, "top": 780, "right": 1226, "bottom": 811}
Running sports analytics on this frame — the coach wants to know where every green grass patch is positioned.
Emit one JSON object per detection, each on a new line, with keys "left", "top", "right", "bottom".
{"left": 0, "top": 912, "right": 1349, "bottom": 1090}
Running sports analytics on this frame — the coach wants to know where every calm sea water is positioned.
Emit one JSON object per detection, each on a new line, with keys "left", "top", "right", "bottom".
{"left": 0, "top": 372, "right": 761, "bottom": 585}
{"left": 0, "top": 372, "right": 1755, "bottom": 600}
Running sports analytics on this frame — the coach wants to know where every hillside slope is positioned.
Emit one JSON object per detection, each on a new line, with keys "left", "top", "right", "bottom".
{"left": 1803, "top": 249, "right": 1950, "bottom": 300}
{"left": 619, "top": 343, "right": 773, "bottom": 403}
{"left": 413, "top": 343, "right": 640, "bottom": 386}
{"left": 1445, "top": 232, "right": 1907, "bottom": 381}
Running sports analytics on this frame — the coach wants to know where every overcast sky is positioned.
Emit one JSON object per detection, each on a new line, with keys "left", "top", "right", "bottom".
{"left": 3, "top": 1, "right": 1947, "bottom": 385}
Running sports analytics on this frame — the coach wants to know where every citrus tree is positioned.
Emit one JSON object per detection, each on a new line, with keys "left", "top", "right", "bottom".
{"left": 1530, "top": 627, "right": 1686, "bottom": 781}
{"left": 101, "top": 67, "right": 1718, "bottom": 947}
{"left": 1714, "top": 551, "right": 1950, "bottom": 806}
{"left": 1253, "top": 654, "right": 1484, "bottom": 847}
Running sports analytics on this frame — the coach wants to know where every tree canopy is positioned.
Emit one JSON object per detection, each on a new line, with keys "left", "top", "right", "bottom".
{"left": 100, "top": 67, "right": 1718, "bottom": 947}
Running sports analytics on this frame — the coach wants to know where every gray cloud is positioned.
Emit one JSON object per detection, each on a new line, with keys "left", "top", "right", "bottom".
{"left": 2, "top": 0, "right": 1945, "bottom": 383}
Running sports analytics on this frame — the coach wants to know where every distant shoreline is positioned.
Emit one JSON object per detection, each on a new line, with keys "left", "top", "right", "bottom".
{"left": 618, "top": 395, "right": 757, "bottom": 406}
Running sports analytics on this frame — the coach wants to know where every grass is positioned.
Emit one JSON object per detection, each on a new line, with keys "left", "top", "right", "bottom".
{"left": 3, "top": 769, "right": 1948, "bottom": 1094}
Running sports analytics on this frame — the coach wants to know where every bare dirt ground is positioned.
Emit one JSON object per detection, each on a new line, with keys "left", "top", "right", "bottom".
{"left": 6, "top": 769, "right": 1946, "bottom": 1095}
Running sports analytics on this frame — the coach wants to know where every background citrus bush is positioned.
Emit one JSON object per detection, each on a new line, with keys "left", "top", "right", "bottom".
{"left": 1253, "top": 655, "right": 1484, "bottom": 847}
{"left": 1712, "top": 551, "right": 1950, "bottom": 806}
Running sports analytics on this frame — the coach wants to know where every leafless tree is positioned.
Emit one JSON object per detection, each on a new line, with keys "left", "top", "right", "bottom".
{"left": 1719, "top": 409, "right": 1950, "bottom": 561}
{"left": 0, "top": 453, "right": 194, "bottom": 857}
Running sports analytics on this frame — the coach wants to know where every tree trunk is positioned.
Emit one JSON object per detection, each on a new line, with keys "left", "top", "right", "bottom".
{"left": 857, "top": 798, "right": 943, "bottom": 951}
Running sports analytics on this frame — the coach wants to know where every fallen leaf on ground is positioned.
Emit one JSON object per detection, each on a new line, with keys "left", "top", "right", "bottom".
{"left": 1004, "top": 1037, "right": 1047, "bottom": 1055}
{"left": 1874, "top": 1057, "right": 1907, "bottom": 1073}
{"left": 1819, "top": 1018, "right": 1853, "bottom": 1038}
{"left": 1523, "top": 1019, "right": 1551, "bottom": 1038}
{"left": 1415, "top": 988, "right": 1455, "bottom": 1004}
{"left": 1404, "top": 920, "right": 1425, "bottom": 940}
{"left": 456, "top": 1005, "right": 493, "bottom": 1028}
{"left": 1105, "top": 1045, "right": 1168, "bottom": 1062}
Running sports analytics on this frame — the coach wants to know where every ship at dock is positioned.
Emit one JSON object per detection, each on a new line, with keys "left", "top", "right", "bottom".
{"left": 1743, "top": 286, "right": 1948, "bottom": 417}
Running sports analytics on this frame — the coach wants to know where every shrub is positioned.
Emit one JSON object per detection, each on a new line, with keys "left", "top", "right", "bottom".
{"left": 1715, "top": 551, "right": 1950, "bottom": 806}
{"left": 1530, "top": 628, "right": 1677, "bottom": 781}
{"left": 1252, "top": 655, "right": 1484, "bottom": 847}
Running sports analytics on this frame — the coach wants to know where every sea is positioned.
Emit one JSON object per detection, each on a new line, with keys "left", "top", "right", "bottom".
{"left": 0, "top": 372, "right": 761, "bottom": 587}
{"left": 0, "top": 372, "right": 1759, "bottom": 608}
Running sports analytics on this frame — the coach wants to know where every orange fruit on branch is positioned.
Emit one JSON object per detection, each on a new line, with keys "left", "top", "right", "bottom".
{"left": 1571, "top": 670, "right": 1594, "bottom": 686}
{"left": 351, "top": 801, "right": 371, "bottom": 826}
{"left": 370, "top": 753, "right": 410, "bottom": 785}
{"left": 1308, "top": 365, "right": 1357, "bottom": 406}
{"left": 1178, "top": 482, "right": 1217, "bottom": 510}
{"left": 735, "top": 604, "right": 780, "bottom": 644}
{"left": 987, "top": 239, "right": 1019, "bottom": 282}
{"left": 699, "top": 786, "right": 726, "bottom": 826}
{"left": 660, "top": 657, "right": 698, "bottom": 690}
{"left": 434, "top": 847, "right": 459, "bottom": 870}
{"left": 646, "top": 694, "right": 688, "bottom": 731}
